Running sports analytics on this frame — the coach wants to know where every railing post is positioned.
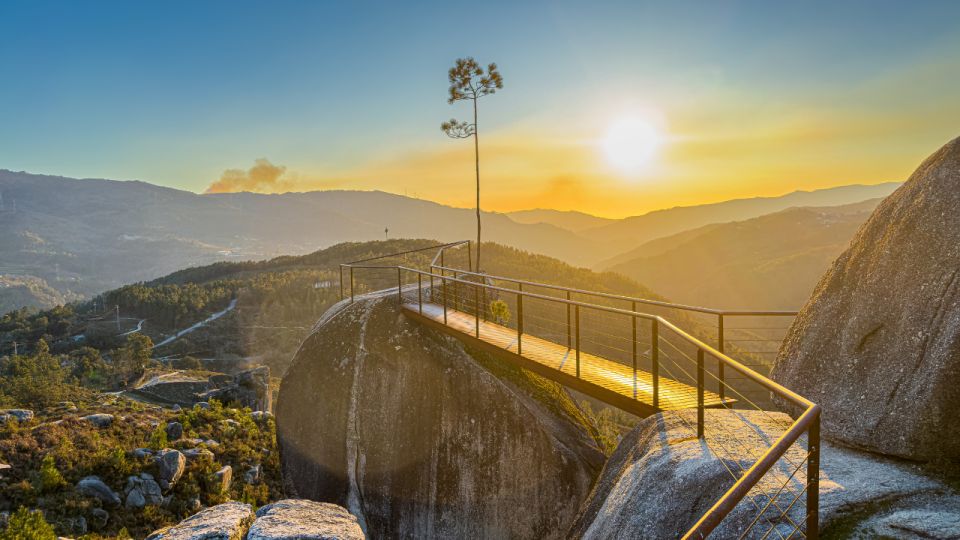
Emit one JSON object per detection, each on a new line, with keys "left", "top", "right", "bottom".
{"left": 350, "top": 266, "right": 355, "bottom": 304}
{"left": 718, "top": 314, "right": 726, "bottom": 403}
{"left": 652, "top": 319, "right": 659, "bottom": 408}
{"left": 339, "top": 265, "right": 344, "bottom": 300}
{"left": 481, "top": 275, "right": 487, "bottom": 321}
{"left": 517, "top": 292, "right": 523, "bottom": 355}
{"left": 474, "top": 283, "right": 480, "bottom": 338}
{"left": 468, "top": 240, "right": 473, "bottom": 273}
{"left": 453, "top": 271, "right": 459, "bottom": 312}
{"left": 566, "top": 290, "right": 572, "bottom": 349}
{"left": 418, "top": 273, "right": 423, "bottom": 315}
{"left": 807, "top": 413, "right": 821, "bottom": 540}
{"left": 397, "top": 267, "right": 402, "bottom": 304}
{"left": 442, "top": 275, "right": 448, "bottom": 325}
{"left": 697, "top": 348, "right": 705, "bottom": 439}
{"left": 632, "top": 301, "right": 637, "bottom": 399}
{"left": 575, "top": 305, "right": 581, "bottom": 379}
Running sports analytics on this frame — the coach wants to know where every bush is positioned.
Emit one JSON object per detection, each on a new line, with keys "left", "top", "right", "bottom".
{"left": 148, "top": 424, "right": 168, "bottom": 451}
{"left": 0, "top": 507, "right": 57, "bottom": 540}
{"left": 37, "top": 455, "right": 66, "bottom": 493}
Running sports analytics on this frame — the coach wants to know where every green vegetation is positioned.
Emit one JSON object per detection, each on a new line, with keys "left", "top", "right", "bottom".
{"left": 0, "top": 507, "right": 57, "bottom": 540}
{"left": 0, "top": 399, "right": 280, "bottom": 538}
{"left": 489, "top": 299, "right": 511, "bottom": 324}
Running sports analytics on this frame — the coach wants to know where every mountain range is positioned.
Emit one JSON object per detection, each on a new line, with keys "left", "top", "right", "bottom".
{"left": 602, "top": 199, "right": 885, "bottom": 310}
{"left": 0, "top": 168, "right": 900, "bottom": 312}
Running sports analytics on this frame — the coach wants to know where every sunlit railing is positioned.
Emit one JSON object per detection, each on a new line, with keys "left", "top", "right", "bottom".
{"left": 339, "top": 241, "right": 820, "bottom": 539}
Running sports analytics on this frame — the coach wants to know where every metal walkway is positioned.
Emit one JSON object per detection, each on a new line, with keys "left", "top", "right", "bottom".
{"left": 405, "top": 301, "right": 730, "bottom": 416}
{"left": 340, "top": 241, "right": 822, "bottom": 539}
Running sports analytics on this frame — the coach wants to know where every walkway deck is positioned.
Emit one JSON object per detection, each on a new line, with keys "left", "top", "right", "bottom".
{"left": 402, "top": 301, "right": 730, "bottom": 416}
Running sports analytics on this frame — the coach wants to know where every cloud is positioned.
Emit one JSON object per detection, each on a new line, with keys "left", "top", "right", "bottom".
{"left": 205, "top": 159, "right": 294, "bottom": 194}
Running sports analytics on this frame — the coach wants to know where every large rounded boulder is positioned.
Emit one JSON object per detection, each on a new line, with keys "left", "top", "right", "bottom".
{"left": 772, "top": 136, "right": 960, "bottom": 463}
{"left": 276, "top": 294, "right": 604, "bottom": 539}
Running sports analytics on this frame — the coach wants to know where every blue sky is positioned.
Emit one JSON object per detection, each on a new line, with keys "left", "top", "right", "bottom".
{"left": 1, "top": 1, "right": 958, "bottom": 216}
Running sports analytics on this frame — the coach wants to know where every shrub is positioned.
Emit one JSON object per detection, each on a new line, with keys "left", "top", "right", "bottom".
{"left": 148, "top": 424, "right": 168, "bottom": 451}
{"left": 489, "top": 299, "right": 511, "bottom": 324}
{"left": 0, "top": 507, "right": 57, "bottom": 540}
{"left": 37, "top": 455, "right": 66, "bottom": 493}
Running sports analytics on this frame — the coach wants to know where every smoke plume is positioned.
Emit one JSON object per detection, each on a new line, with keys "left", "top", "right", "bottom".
{"left": 205, "top": 159, "right": 294, "bottom": 193}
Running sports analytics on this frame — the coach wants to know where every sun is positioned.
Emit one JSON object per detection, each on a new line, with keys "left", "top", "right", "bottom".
{"left": 602, "top": 116, "right": 662, "bottom": 175}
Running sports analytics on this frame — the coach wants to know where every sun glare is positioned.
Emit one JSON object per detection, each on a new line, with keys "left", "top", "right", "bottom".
{"left": 602, "top": 116, "right": 661, "bottom": 175}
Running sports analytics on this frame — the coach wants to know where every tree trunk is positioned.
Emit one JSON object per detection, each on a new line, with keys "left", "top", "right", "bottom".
{"left": 473, "top": 97, "right": 481, "bottom": 272}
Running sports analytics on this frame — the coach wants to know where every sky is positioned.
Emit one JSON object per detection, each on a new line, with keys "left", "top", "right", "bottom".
{"left": 1, "top": 1, "right": 958, "bottom": 218}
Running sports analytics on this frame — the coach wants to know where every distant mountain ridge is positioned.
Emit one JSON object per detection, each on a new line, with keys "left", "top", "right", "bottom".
{"left": 505, "top": 209, "right": 615, "bottom": 232}
{"left": 604, "top": 198, "right": 887, "bottom": 310}
{"left": 0, "top": 169, "right": 900, "bottom": 312}
{"left": 581, "top": 182, "right": 901, "bottom": 249}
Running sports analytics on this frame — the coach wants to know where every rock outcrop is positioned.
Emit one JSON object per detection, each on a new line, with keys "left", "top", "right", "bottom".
{"left": 199, "top": 366, "right": 272, "bottom": 412}
{"left": 772, "top": 136, "right": 960, "bottom": 463}
{"left": 570, "top": 410, "right": 960, "bottom": 539}
{"left": 155, "top": 449, "right": 186, "bottom": 489}
{"left": 0, "top": 409, "right": 34, "bottom": 423}
{"left": 146, "top": 502, "right": 254, "bottom": 540}
{"left": 129, "top": 368, "right": 271, "bottom": 411}
{"left": 148, "top": 500, "right": 365, "bottom": 540}
{"left": 277, "top": 294, "right": 604, "bottom": 539}
{"left": 76, "top": 476, "right": 121, "bottom": 506}
{"left": 248, "top": 499, "right": 365, "bottom": 540}
{"left": 124, "top": 473, "right": 163, "bottom": 508}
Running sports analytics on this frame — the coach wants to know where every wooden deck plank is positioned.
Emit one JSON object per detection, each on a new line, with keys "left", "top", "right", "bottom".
{"left": 403, "top": 302, "right": 731, "bottom": 412}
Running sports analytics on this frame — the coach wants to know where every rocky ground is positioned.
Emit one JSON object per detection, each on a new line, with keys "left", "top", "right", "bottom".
{"left": 0, "top": 397, "right": 281, "bottom": 538}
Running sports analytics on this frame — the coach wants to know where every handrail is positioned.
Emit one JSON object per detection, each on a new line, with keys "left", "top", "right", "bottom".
{"left": 341, "top": 242, "right": 819, "bottom": 538}
{"left": 402, "top": 267, "right": 812, "bottom": 409}
{"left": 343, "top": 240, "right": 469, "bottom": 266}
{"left": 431, "top": 264, "right": 798, "bottom": 318}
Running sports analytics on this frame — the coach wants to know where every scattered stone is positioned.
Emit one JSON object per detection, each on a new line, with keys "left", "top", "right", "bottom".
{"left": 171, "top": 404, "right": 182, "bottom": 412}
{"left": 76, "top": 476, "right": 121, "bottom": 506}
{"left": 58, "top": 401, "right": 78, "bottom": 412}
{"left": 203, "top": 439, "right": 220, "bottom": 448}
{"left": 195, "top": 402, "right": 210, "bottom": 410}
{"left": 0, "top": 462, "right": 11, "bottom": 475}
{"left": 165, "top": 421, "right": 183, "bottom": 440}
{"left": 248, "top": 499, "right": 365, "bottom": 540}
{"left": 124, "top": 473, "right": 163, "bottom": 508}
{"left": 220, "top": 419, "right": 240, "bottom": 428}
{"left": 182, "top": 448, "right": 214, "bottom": 461}
{"left": 250, "top": 411, "right": 272, "bottom": 422}
{"left": 146, "top": 502, "right": 254, "bottom": 540}
{"left": 176, "top": 438, "right": 204, "bottom": 448}
{"left": 90, "top": 508, "right": 109, "bottom": 528}
{"left": 155, "top": 449, "right": 186, "bottom": 489}
{"left": 0, "top": 409, "right": 34, "bottom": 423}
{"left": 187, "top": 497, "right": 202, "bottom": 513}
{"left": 64, "top": 516, "right": 87, "bottom": 535}
{"left": 81, "top": 413, "right": 114, "bottom": 428}
{"left": 244, "top": 464, "right": 261, "bottom": 485}
{"left": 212, "top": 466, "right": 232, "bottom": 494}
{"left": 133, "top": 448, "right": 154, "bottom": 459}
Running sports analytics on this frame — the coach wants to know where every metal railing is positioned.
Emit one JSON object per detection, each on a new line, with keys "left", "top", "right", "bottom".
{"left": 339, "top": 242, "right": 820, "bottom": 539}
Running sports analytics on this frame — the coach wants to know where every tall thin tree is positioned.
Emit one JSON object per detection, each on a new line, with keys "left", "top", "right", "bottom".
{"left": 441, "top": 57, "right": 503, "bottom": 272}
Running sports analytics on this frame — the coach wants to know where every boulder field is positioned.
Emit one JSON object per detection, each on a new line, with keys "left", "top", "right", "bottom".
{"left": 276, "top": 294, "right": 604, "bottom": 539}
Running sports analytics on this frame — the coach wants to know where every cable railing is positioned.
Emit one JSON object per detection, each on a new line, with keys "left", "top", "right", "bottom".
{"left": 339, "top": 242, "right": 820, "bottom": 539}
{"left": 428, "top": 242, "right": 798, "bottom": 408}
